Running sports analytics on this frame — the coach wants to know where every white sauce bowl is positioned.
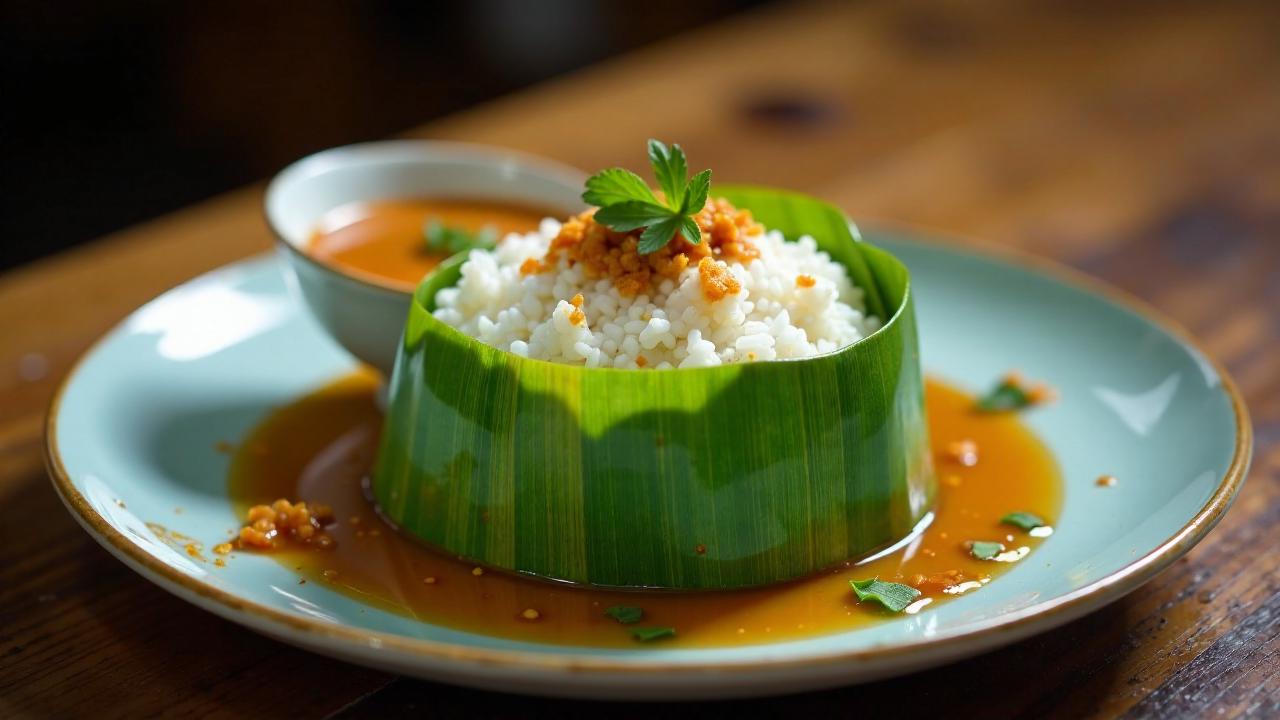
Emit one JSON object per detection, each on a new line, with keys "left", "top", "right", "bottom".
{"left": 265, "top": 140, "right": 587, "bottom": 375}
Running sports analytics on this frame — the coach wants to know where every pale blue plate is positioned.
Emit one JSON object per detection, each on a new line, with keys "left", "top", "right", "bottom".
{"left": 46, "top": 233, "right": 1251, "bottom": 700}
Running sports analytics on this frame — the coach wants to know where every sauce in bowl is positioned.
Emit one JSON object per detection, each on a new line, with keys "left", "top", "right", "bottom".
{"left": 307, "top": 198, "right": 555, "bottom": 291}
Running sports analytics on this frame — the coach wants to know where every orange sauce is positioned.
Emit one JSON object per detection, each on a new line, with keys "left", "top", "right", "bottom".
{"left": 226, "top": 371, "right": 1062, "bottom": 648}
{"left": 306, "top": 199, "right": 554, "bottom": 291}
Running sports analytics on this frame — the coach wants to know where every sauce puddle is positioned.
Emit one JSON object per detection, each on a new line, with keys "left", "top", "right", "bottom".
{"left": 307, "top": 198, "right": 555, "bottom": 291}
{"left": 226, "top": 371, "right": 1061, "bottom": 648}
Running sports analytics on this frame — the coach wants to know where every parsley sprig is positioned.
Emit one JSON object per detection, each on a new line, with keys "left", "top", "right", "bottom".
{"left": 582, "top": 139, "right": 712, "bottom": 254}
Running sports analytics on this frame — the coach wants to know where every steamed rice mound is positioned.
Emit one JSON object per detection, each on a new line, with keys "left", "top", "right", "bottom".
{"left": 432, "top": 198, "right": 880, "bottom": 369}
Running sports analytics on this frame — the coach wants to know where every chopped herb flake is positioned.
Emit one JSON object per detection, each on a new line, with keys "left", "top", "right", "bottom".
{"left": 604, "top": 606, "right": 644, "bottom": 625}
{"left": 631, "top": 626, "right": 676, "bottom": 642}
{"left": 424, "top": 220, "right": 498, "bottom": 255}
{"left": 1001, "top": 512, "right": 1047, "bottom": 531}
{"left": 850, "top": 578, "right": 921, "bottom": 613}
{"left": 969, "top": 541, "right": 1005, "bottom": 560}
{"left": 976, "top": 379, "right": 1031, "bottom": 412}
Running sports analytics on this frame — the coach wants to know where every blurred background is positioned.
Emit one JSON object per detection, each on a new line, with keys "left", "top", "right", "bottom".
{"left": 0, "top": 0, "right": 768, "bottom": 271}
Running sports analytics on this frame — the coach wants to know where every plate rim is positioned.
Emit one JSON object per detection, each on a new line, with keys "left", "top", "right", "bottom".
{"left": 43, "top": 228, "right": 1253, "bottom": 677}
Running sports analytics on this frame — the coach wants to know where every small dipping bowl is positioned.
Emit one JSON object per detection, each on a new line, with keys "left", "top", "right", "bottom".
{"left": 265, "top": 140, "right": 587, "bottom": 376}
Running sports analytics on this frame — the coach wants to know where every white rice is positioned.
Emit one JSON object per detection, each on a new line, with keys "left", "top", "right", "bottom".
{"left": 431, "top": 218, "right": 880, "bottom": 369}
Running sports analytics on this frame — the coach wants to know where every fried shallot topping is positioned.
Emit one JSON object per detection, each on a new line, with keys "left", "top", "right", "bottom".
{"left": 698, "top": 257, "right": 740, "bottom": 301}
{"left": 567, "top": 292, "right": 587, "bottom": 325}
{"left": 521, "top": 197, "right": 762, "bottom": 301}
{"left": 236, "top": 498, "right": 335, "bottom": 550}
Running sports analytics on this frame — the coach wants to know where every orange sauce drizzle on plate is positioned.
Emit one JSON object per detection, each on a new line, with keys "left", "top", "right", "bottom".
{"left": 226, "top": 371, "right": 1061, "bottom": 648}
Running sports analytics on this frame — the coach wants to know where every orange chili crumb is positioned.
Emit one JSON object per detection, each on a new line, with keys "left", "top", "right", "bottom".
{"left": 698, "top": 257, "right": 741, "bottom": 301}
{"left": 796, "top": 274, "right": 817, "bottom": 288}
{"left": 214, "top": 558, "right": 226, "bottom": 568}
{"left": 213, "top": 542, "right": 233, "bottom": 555}
{"left": 1096, "top": 474, "right": 1118, "bottom": 487}
{"left": 235, "top": 498, "right": 335, "bottom": 551}
{"left": 1027, "top": 383, "right": 1059, "bottom": 404}
{"left": 184, "top": 543, "right": 201, "bottom": 558}
{"left": 911, "top": 569, "right": 966, "bottom": 593}
{"left": 526, "top": 197, "right": 761, "bottom": 299}
{"left": 635, "top": 355, "right": 648, "bottom": 368}
{"left": 695, "top": 544, "right": 707, "bottom": 555}
{"left": 564, "top": 293, "right": 588, "bottom": 325}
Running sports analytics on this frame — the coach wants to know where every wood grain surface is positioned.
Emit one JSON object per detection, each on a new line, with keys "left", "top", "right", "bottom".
{"left": 2, "top": 0, "right": 1276, "bottom": 717}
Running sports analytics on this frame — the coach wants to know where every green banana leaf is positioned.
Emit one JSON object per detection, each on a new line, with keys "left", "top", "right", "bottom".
{"left": 373, "top": 185, "right": 934, "bottom": 589}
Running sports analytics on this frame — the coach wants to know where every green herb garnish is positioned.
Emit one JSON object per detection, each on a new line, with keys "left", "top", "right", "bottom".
{"left": 583, "top": 139, "right": 711, "bottom": 254}
{"left": 849, "top": 578, "right": 921, "bottom": 613}
{"left": 1000, "top": 512, "right": 1046, "bottom": 531}
{"left": 424, "top": 219, "right": 498, "bottom": 254}
{"left": 604, "top": 606, "right": 644, "bottom": 625}
{"left": 969, "top": 541, "right": 1005, "bottom": 560}
{"left": 976, "top": 379, "right": 1031, "bottom": 412}
{"left": 631, "top": 626, "right": 676, "bottom": 642}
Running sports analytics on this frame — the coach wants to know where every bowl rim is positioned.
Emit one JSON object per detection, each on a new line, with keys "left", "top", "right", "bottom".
{"left": 44, "top": 224, "right": 1253, "bottom": 677}
{"left": 263, "top": 139, "right": 588, "bottom": 299}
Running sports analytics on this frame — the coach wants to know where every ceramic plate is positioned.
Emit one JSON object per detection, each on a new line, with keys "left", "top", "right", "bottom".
{"left": 46, "top": 232, "right": 1251, "bottom": 700}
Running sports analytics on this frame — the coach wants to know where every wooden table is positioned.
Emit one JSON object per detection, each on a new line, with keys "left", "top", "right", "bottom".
{"left": 2, "top": 1, "right": 1276, "bottom": 716}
